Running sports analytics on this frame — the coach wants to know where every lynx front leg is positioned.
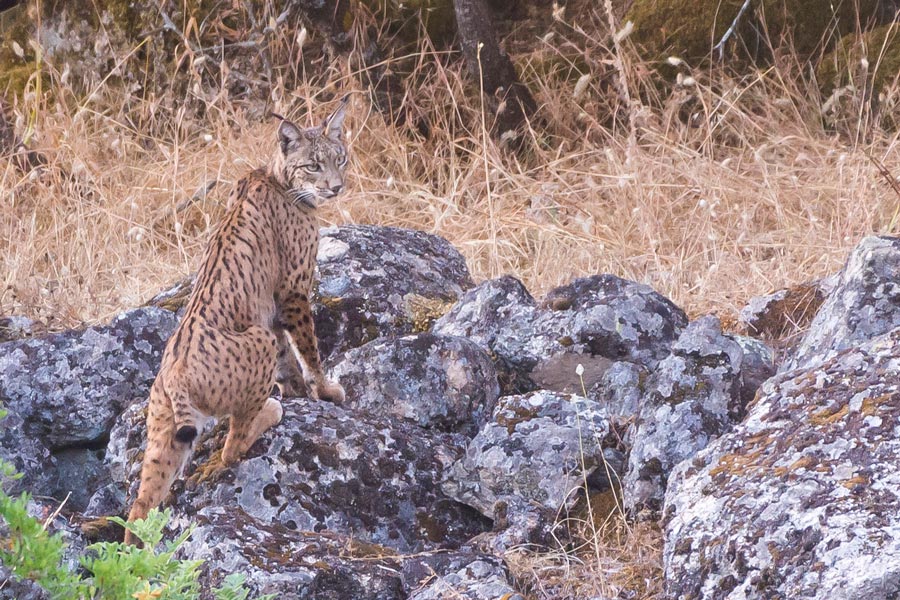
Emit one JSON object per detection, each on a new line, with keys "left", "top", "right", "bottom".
{"left": 277, "top": 291, "right": 344, "bottom": 404}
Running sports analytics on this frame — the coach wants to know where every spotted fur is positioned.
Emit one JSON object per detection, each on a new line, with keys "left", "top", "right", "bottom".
{"left": 124, "top": 98, "right": 350, "bottom": 543}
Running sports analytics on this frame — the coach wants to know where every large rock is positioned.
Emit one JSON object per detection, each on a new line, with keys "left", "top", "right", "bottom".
{"left": 179, "top": 508, "right": 406, "bottom": 599}
{"left": 434, "top": 275, "right": 688, "bottom": 394}
{"left": 145, "top": 226, "right": 474, "bottom": 361}
{"left": 624, "top": 316, "right": 747, "bottom": 518}
{"left": 0, "top": 307, "right": 176, "bottom": 503}
{"left": 111, "top": 398, "right": 491, "bottom": 554}
{"left": 443, "top": 390, "right": 609, "bottom": 549}
{"left": 0, "top": 307, "right": 177, "bottom": 450}
{"left": 0, "top": 406, "right": 55, "bottom": 499}
{"left": 587, "top": 360, "right": 648, "bottom": 418}
{"left": 0, "top": 565, "right": 49, "bottom": 600}
{"left": 315, "top": 225, "right": 473, "bottom": 360}
{"left": 0, "top": 315, "right": 38, "bottom": 343}
{"left": 329, "top": 332, "right": 500, "bottom": 434}
{"left": 664, "top": 326, "right": 900, "bottom": 599}
{"left": 173, "top": 507, "right": 520, "bottom": 600}
{"left": 782, "top": 236, "right": 900, "bottom": 373}
{"left": 405, "top": 553, "right": 524, "bottom": 600}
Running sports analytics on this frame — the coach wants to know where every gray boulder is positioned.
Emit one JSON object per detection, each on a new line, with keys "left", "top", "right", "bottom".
{"left": 0, "top": 565, "right": 49, "bottom": 600}
{"left": 738, "top": 278, "right": 835, "bottom": 342}
{"left": 180, "top": 508, "right": 406, "bottom": 599}
{"left": 587, "top": 360, "right": 648, "bottom": 419}
{"left": 624, "top": 316, "right": 746, "bottom": 517}
{"left": 172, "top": 507, "right": 522, "bottom": 600}
{"left": 434, "top": 275, "right": 688, "bottom": 395}
{"left": 782, "top": 235, "right": 900, "bottom": 372}
{"left": 664, "top": 325, "right": 900, "bottom": 599}
{"left": 314, "top": 225, "right": 473, "bottom": 360}
{"left": 0, "top": 307, "right": 177, "bottom": 450}
{"left": 442, "top": 390, "right": 609, "bottom": 549}
{"left": 0, "top": 406, "right": 55, "bottom": 498}
{"left": 0, "top": 316, "right": 38, "bottom": 343}
{"left": 111, "top": 398, "right": 491, "bottom": 554}
{"left": 0, "top": 307, "right": 176, "bottom": 503}
{"left": 50, "top": 448, "right": 110, "bottom": 513}
{"left": 405, "top": 553, "right": 524, "bottom": 600}
{"left": 729, "top": 334, "right": 775, "bottom": 405}
{"left": 330, "top": 333, "right": 500, "bottom": 434}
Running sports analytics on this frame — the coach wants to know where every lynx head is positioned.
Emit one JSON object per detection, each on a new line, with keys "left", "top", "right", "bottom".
{"left": 272, "top": 96, "right": 349, "bottom": 207}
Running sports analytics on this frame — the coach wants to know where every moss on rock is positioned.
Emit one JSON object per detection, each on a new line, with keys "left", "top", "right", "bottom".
{"left": 358, "top": 0, "right": 456, "bottom": 45}
{"left": 626, "top": 0, "right": 884, "bottom": 66}
{"left": 818, "top": 23, "right": 900, "bottom": 94}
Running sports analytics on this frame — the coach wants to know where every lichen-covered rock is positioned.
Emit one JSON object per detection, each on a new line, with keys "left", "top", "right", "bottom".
{"left": 587, "top": 360, "right": 648, "bottom": 418}
{"left": 624, "top": 316, "right": 745, "bottom": 517}
{"left": 50, "top": 448, "right": 111, "bottom": 513}
{"left": 442, "top": 390, "right": 609, "bottom": 548}
{"left": 782, "top": 236, "right": 900, "bottom": 373}
{"left": 0, "top": 315, "right": 37, "bottom": 343}
{"left": 315, "top": 225, "right": 473, "bottom": 360}
{"left": 432, "top": 276, "right": 537, "bottom": 392}
{"left": 0, "top": 564, "right": 49, "bottom": 600}
{"left": 0, "top": 406, "right": 55, "bottom": 498}
{"left": 728, "top": 334, "right": 775, "bottom": 405}
{"left": 434, "top": 275, "right": 687, "bottom": 394}
{"left": 329, "top": 332, "right": 499, "bottom": 434}
{"left": 142, "top": 225, "right": 474, "bottom": 361}
{"left": 0, "top": 307, "right": 177, "bottom": 450}
{"left": 664, "top": 325, "right": 900, "bottom": 599}
{"left": 738, "top": 278, "right": 834, "bottom": 342}
{"left": 111, "top": 398, "right": 490, "bottom": 553}
{"left": 179, "top": 508, "right": 406, "bottom": 599}
{"left": 405, "top": 552, "right": 524, "bottom": 600}
{"left": 171, "top": 507, "right": 520, "bottom": 600}
{"left": 84, "top": 483, "right": 127, "bottom": 518}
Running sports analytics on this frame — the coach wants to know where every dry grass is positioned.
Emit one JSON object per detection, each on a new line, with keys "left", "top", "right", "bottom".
{"left": 3, "top": 2, "right": 900, "bottom": 596}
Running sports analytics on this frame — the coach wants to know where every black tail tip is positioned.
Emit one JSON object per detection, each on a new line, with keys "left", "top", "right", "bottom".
{"left": 175, "top": 425, "right": 198, "bottom": 444}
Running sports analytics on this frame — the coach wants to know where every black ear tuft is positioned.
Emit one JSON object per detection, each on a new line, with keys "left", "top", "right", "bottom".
{"left": 278, "top": 120, "right": 303, "bottom": 153}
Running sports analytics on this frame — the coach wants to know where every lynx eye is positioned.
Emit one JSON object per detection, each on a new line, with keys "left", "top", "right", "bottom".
{"left": 338, "top": 156, "right": 348, "bottom": 167}
{"left": 303, "top": 163, "right": 321, "bottom": 173}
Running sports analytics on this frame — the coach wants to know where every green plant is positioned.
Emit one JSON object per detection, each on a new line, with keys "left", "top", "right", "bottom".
{"left": 0, "top": 410, "right": 272, "bottom": 599}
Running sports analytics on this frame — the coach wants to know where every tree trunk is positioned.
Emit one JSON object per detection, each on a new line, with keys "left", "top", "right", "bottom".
{"left": 453, "top": 0, "right": 537, "bottom": 143}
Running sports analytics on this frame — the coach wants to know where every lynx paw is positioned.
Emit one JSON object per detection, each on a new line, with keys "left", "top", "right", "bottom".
{"left": 277, "top": 375, "right": 307, "bottom": 398}
{"left": 191, "top": 450, "right": 230, "bottom": 484}
{"left": 314, "top": 380, "right": 345, "bottom": 404}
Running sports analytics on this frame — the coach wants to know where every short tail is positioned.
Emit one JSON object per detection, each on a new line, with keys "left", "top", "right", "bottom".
{"left": 124, "top": 387, "right": 192, "bottom": 545}
{"left": 170, "top": 386, "right": 201, "bottom": 445}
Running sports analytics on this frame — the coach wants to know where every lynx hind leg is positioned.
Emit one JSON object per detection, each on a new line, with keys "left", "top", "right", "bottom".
{"left": 222, "top": 398, "right": 284, "bottom": 465}
{"left": 209, "top": 325, "right": 283, "bottom": 465}
{"left": 125, "top": 389, "right": 191, "bottom": 545}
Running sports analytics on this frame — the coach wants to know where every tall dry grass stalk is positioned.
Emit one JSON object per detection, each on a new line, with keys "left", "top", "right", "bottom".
{"left": 3, "top": 2, "right": 899, "bottom": 597}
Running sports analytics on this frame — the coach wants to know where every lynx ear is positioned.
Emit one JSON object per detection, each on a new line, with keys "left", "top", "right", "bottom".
{"left": 322, "top": 95, "right": 350, "bottom": 139}
{"left": 278, "top": 120, "right": 303, "bottom": 154}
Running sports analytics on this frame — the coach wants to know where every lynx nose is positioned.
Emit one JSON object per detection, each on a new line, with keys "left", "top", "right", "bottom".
{"left": 330, "top": 184, "right": 343, "bottom": 195}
